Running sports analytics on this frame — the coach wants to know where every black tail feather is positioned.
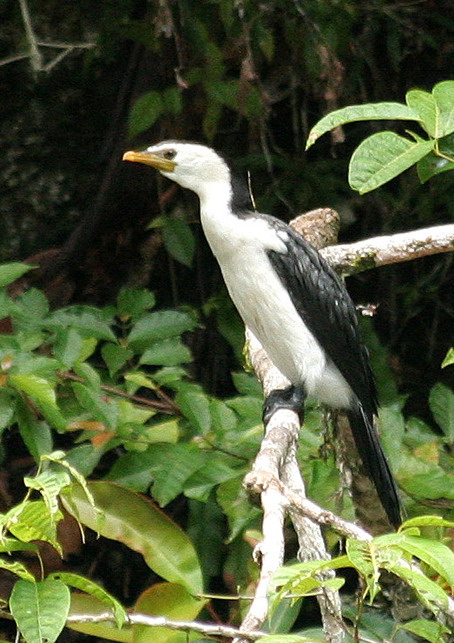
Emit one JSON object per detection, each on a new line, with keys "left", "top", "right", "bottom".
{"left": 346, "top": 404, "right": 401, "bottom": 529}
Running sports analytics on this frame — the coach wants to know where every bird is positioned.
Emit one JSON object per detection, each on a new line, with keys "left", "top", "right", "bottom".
{"left": 123, "top": 141, "right": 401, "bottom": 528}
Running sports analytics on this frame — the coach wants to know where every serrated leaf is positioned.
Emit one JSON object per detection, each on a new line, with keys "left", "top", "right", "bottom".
{"left": 49, "top": 572, "right": 127, "bottom": 627}
{"left": 140, "top": 337, "right": 192, "bottom": 366}
{"left": 10, "top": 578, "right": 70, "bottom": 643}
{"left": 62, "top": 481, "right": 203, "bottom": 595}
{"left": 306, "top": 102, "right": 420, "bottom": 148}
{"left": 127, "top": 311, "right": 197, "bottom": 350}
{"left": 0, "top": 263, "right": 35, "bottom": 287}
{"left": 429, "top": 382, "right": 454, "bottom": 440}
{"left": 349, "top": 132, "right": 435, "bottom": 193}
{"left": 10, "top": 374, "right": 56, "bottom": 407}
{"left": 163, "top": 218, "right": 195, "bottom": 267}
{"left": 128, "top": 90, "right": 163, "bottom": 139}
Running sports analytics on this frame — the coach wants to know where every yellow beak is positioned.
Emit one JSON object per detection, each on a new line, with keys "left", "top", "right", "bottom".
{"left": 122, "top": 151, "right": 176, "bottom": 173}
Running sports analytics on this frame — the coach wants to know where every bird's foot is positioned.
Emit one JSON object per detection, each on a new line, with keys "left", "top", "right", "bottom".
{"left": 263, "top": 385, "right": 306, "bottom": 425}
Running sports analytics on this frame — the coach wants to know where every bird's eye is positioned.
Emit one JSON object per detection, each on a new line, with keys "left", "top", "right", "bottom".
{"left": 162, "top": 149, "right": 176, "bottom": 160}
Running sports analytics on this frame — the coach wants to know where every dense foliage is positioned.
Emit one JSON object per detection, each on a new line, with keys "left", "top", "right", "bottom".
{"left": 0, "top": 0, "right": 453, "bottom": 641}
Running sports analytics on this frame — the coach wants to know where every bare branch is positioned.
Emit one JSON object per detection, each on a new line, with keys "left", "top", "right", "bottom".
{"left": 321, "top": 223, "right": 454, "bottom": 275}
{"left": 66, "top": 611, "right": 266, "bottom": 641}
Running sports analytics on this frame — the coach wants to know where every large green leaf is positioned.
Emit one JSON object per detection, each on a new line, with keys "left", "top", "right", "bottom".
{"left": 348, "top": 132, "right": 434, "bottom": 193}
{"left": 399, "top": 619, "right": 449, "bottom": 643}
{"left": 10, "top": 578, "right": 70, "bottom": 643}
{"left": 128, "top": 90, "right": 163, "bottom": 139}
{"left": 62, "top": 481, "right": 203, "bottom": 595}
{"left": 306, "top": 102, "right": 420, "bottom": 149}
{"left": 127, "top": 311, "right": 197, "bottom": 350}
{"left": 133, "top": 582, "right": 206, "bottom": 643}
{"left": 67, "top": 594, "right": 132, "bottom": 642}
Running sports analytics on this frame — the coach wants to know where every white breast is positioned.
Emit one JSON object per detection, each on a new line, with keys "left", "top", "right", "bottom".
{"left": 199, "top": 199, "right": 353, "bottom": 409}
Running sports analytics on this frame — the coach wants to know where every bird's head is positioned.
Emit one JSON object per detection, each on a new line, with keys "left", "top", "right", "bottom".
{"left": 122, "top": 141, "right": 231, "bottom": 196}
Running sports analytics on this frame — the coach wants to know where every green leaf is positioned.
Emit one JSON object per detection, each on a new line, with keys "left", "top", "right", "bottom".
{"left": 390, "top": 564, "right": 448, "bottom": 616}
{"left": 10, "top": 374, "right": 57, "bottom": 407}
{"left": 0, "top": 262, "right": 35, "bottom": 287}
{"left": 117, "top": 288, "right": 156, "bottom": 319}
{"left": 7, "top": 500, "right": 63, "bottom": 554}
{"left": 127, "top": 311, "right": 197, "bottom": 350}
{"left": 432, "top": 80, "right": 454, "bottom": 137}
{"left": 306, "top": 102, "right": 420, "bottom": 149}
{"left": 162, "top": 87, "right": 183, "bottom": 115}
{"left": 417, "top": 150, "right": 454, "bottom": 183}
{"left": 49, "top": 572, "right": 127, "bottom": 627}
{"left": 406, "top": 89, "right": 438, "bottom": 137}
{"left": 140, "top": 337, "right": 192, "bottom": 366}
{"left": 15, "top": 398, "right": 53, "bottom": 459}
{"left": 398, "top": 618, "right": 449, "bottom": 643}
{"left": 10, "top": 578, "right": 70, "bottom": 643}
{"left": 348, "top": 132, "right": 435, "bottom": 193}
{"left": 184, "top": 457, "right": 238, "bottom": 502}
{"left": 397, "top": 535, "right": 454, "bottom": 588}
{"left": 0, "top": 557, "right": 35, "bottom": 581}
{"left": 0, "top": 390, "right": 15, "bottom": 430}
{"left": 442, "top": 348, "right": 454, "bottom": 368}
{"left": 346, "top": 539, "right": 381, "bottom": 602}
{"left": 128, "top": 90, "right": 163, "bottom": 139}
{"left": 53, "top": 328, "right": 84, "bottom": 368}
{"left": 176, "top": 387, "right": 211, "bottom": 435}
{"left": 72, "top": 382, "right": 118, "bottom": 430}
{"left": 429, "top": 382, "right": 454, "bottom": 440}
{"left": 145, "top": 443, "right": 207, "bottom": 506}
{"left": 24, "top": 468, "right": 71, "bottom": 516}
{"left": 62, "top": 481, "right": 203, "bottom": 595}
{"left": 67, "top": 593, "right": 132, "bottom": 642}
{"left": 134, "top": 583, "right": 206, "bottom": 643}
{"left": 101, "top": 342, "right": 133, "bottom": 375}
{"left": 163, "top": 218, "right": 196, "bottom": 267}
{"left": 401, "top": 515, "right": 454, "bottom": 529}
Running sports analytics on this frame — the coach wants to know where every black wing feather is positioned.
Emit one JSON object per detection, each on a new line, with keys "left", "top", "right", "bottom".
{"left": 266, "top": 220, "right": 377, "bottom": 416}
{"left": 263, "top": 216, "right": 401, "bottom": 527}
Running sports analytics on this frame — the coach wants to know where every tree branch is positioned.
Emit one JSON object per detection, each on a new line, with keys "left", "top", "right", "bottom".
{"left": 320, "top": 223, "right": 454, "bottom": 275}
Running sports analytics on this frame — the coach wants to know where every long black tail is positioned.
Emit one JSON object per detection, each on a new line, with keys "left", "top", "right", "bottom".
{"left": 346, "top": 404, "right": 401, "bottom": 528}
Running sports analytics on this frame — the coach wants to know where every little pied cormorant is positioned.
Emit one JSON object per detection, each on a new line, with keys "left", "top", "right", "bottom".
{"left": 123, "top": 141, "right": 401, "bottom": 528}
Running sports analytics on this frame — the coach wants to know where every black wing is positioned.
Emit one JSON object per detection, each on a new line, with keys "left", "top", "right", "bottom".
{"left": 265, "top": 218, "right": 377, "bottom": 418}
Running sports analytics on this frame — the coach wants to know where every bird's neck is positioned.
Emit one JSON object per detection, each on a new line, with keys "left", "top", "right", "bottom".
{"left": 197, "top": 181, "right": 245, "bottom": 259}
